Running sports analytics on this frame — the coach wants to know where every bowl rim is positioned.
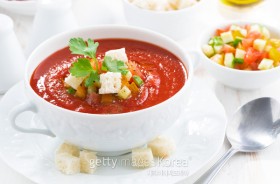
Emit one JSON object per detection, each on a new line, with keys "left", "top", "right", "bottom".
{"left": 122, "top": 0, "right": 205, "bottom": 14}
{"left": 26, "top": 25, "right": 193, "bottom": 118}
{"left": 199, "top": 20, "right": 280, "bottom": 75}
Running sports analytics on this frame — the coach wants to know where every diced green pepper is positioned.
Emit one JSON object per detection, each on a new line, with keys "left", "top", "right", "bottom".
{"left": 133, "top": 75, "right": 144, "bottom": 87}
{"left": 121, "top": 69, "right": 129, "bottom": 75}
{"left": 209, "top": 36, "right": 223, "bottom": 46}
{"left": 67, "top": 87, "right": 76, "bottom": 95}
{"left": 232, "top": 38, "right": 242, "bottom": 48}
{"left": 233, "top": 58, "right": 244, "bottom": 64}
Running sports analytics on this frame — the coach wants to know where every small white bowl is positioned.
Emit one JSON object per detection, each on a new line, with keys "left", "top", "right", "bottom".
{"left": 0, "top": 0, "right": 37, "bottom": 16}
{"left": 199, "top": 21, "right": 280, "bottom": 90}
{"left": 122, "top": 0, "right": 205, "bottom": 40}
{"left": 9, "top": 25, "right": 194, "bottom": 156}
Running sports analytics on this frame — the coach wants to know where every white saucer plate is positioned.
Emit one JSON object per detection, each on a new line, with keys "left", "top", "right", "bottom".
{"left": 0, "top": 0, "right": 37, "bottom": 16}
{"left": 0, "top": 78, "right": 226, "bottom": 184}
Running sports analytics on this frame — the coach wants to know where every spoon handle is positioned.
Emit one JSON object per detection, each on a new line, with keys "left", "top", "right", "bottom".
{"left": 194, "top": 147, "right": 238, "bottom": 184}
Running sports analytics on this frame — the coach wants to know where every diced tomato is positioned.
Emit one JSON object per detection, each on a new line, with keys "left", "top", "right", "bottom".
{"left": 242, "top": 38, "right": 254, "bottom": 50}
{"left": 222, "top": 44, "right": 235, "bottom": 53}
{"left": 250, "top": 62, "right": 260, "bottom": 70}
{"left": 261, "top": 51, "right": 269, "bottom": 60}
{"left": 245, "top": 24, "right": 251, "bottom": 32}
{"left": 128, "top": 61, "right": 145, "bottom": 79}
{"left": 215, "top": 25, "right": 230, "bottom": 36}
{"left": 246, "top": 31, "right": 262, "bottom": 40}
{"left": 244, "top": 48, "right": 262, "bottom": 65}
{"left": 234, "top": 63, "right": 248, "bottom": 70}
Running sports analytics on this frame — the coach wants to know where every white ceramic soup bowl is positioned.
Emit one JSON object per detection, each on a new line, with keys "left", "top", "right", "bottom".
{"left": 9, "top": 25, "right": 193, "bottom": 156}
{"left": 199, "top": 21, "right": 280, "bottom": 90}
{"left": 122, "top": 0, "right": 205, "bottom": 40}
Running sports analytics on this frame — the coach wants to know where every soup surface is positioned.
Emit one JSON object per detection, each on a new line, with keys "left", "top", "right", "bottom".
{"left": 30, "top": 39, "right": 187, "bottom": 114}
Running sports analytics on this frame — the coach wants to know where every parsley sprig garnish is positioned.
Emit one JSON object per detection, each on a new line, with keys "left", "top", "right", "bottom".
{"left": 70, "top": 58, "right": 94, "bottom": 77}
{"left": 102, "top": 56, "right": 128, "bottom": 75}
{"left": 69, "top": 58, "right": 99, "bottom": 87}
{"left": 69, "top": 38, "right": 100, "bottom": 87}
{"left": 69, "top": 38, "right": 99, "bottom": 58}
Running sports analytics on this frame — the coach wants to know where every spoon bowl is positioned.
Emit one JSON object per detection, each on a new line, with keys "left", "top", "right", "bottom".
{"left": 227, "top": 97, "right": 280, "bottom": 152}
{"left": 195, "top": 97, "right": 280, "bottom": 184}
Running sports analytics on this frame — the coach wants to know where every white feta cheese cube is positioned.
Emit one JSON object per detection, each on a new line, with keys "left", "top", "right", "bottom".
{"left": 253, "top": 39, "right": 267, "bottom": 52}
{"left": 221, "top": 31, "right": 234, "bottom": 43}
{"left": 202, "top": 44, "right": 214, "bottom": 57}
{"left": 105, "top": 48, "right": 128, "bottom": 63}
{"left": 99, "top": 72, "right": 122, "bottom": 94}
{"left": 258, "top": 58, "right": 274, "bottom": 70}
{"left": 235, "top": 49, "right": 246, "bottom": 59}
{"left": 224, "top": 53, "right": 234, "bottom": 68}
{"left": 211, "top": 54, "right": 223, "bottom": 65}
{"left": 64, "top": 74, "right": 85, "bottom": 90}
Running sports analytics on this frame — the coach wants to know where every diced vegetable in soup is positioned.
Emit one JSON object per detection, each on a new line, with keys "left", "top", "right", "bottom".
{"left": 202, "top": 24, "right": 280, "bottom": 71}
{"left": 30, "top": 39, "right": 187, "bottom": 114}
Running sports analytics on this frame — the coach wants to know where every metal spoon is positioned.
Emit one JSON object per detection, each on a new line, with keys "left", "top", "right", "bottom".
{"left": 194, "top": 97, "right": 280, "bottom": 184}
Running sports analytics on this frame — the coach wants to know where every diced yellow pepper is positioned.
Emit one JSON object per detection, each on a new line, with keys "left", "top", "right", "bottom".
{"left": 232, "top": 30, "right": 243, "bottom": 39}
{"left": 75, "top": 85, "right": 87, "bottom": 99}
{"left": 128, "top": 82, "right": 139, "bottom": 94}
{"left": 269, "top": 39, "right": 280, "bottom": 48}
{"left": 121, "top": 76, "right": 129, "bottom": 87}
{"left": 269, "top": 47, "right": 280, "bottom": 66}
{"left": 101, "top": 94, "right": 113, "bottom": 103}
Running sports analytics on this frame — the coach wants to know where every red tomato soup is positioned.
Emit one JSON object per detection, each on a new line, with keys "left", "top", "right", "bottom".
{"left": 30, "top": 39, "right": 187, "bottom": 114}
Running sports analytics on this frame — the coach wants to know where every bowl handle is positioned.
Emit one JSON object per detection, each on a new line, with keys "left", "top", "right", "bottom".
{"left": 8, "top": 102, "right": 55, "bottom": 137}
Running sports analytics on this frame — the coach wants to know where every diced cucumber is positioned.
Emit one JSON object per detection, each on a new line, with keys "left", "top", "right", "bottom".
{"left": 214, "top": 45, "right": 223, "bottom": 54}
{"left": 261, "top": 26, "right": 270, "bottom": 39}
{"left": 202, "top": 44, "right": 214, "bottom": 57}
{"left": 235, "top": 49, "right": 246, "bottom": 59}
{"left": 125, "top": 71, "right": 132, "bottom": 81}
{"left": 224, "top": 53, "right": 234, "bottom": 68}
{"left": 240, "top": 29, "right": 247, "bottom": 37}
{"left": 211, "top": 54, "right": 223, "bottom": 65}
{"left": 221, "top": 31, "right": 234, "bottom": 43}
{"left": 258, "top": 58, "right": 274, "bottom": 70}
{"left": 230, "top": 25, "right": 241, "bottom": 31}
{"left": 253, "top": 39, "right": 267, "bottom": 52}
{"left": 250, "top": 24, "right": 262, "bottom": 34}
{"left": 118, "top": 86, "right": 131, "bottom": 99}
{"left": 209, "top": 36, "right": 223, "bottom": 46}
